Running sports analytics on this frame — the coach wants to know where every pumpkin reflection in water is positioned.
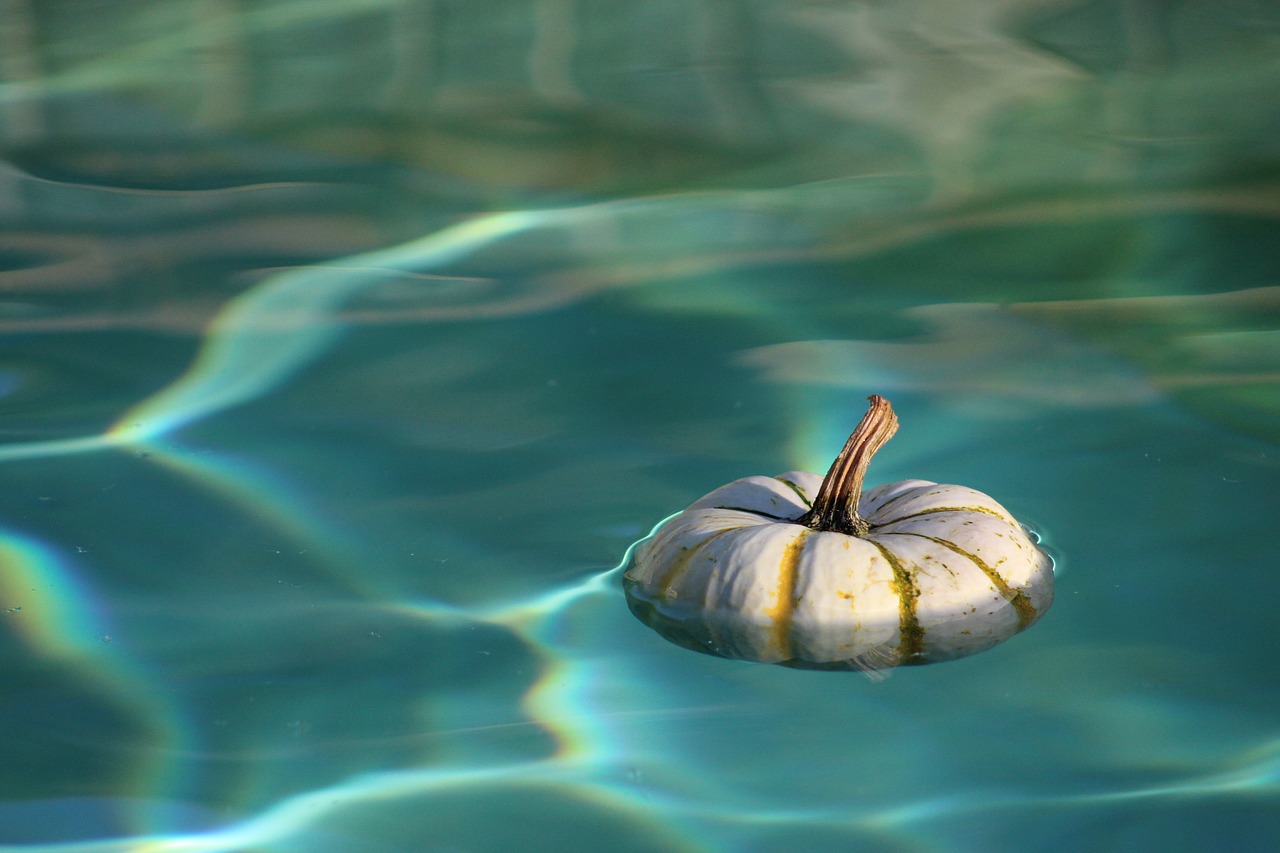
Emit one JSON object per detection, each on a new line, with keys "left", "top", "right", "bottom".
{"left": 624, "top": 395, "right": 1054, "bottom": 673}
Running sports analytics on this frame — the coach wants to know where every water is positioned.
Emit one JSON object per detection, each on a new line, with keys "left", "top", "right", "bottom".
{"left": 1, "top": 1, "right": 1278, "bottom": 850}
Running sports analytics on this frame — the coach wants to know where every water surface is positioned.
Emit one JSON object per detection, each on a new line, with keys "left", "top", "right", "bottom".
{"left": 1, "top": 2, "right": 1278, "bottom": 850}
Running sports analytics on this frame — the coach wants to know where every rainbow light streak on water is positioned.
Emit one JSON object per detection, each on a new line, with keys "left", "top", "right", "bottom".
{"left": 0, "top": 208, "right": 577, "bottom": 845}
{"left": 0, "top": 528, "right": 188, "bottom": 830}
{"left": 383, "top": 514, "right": 674, "bottom": 760}
{"left": 0, "top": 729, "right": 1273, "bottom": 852}
{"left": 0, "top": 204, "right": 646, "bottom": 647}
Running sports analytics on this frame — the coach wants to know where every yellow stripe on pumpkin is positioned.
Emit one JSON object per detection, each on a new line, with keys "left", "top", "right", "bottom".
{"left": 764, "top": 529, "right": 811, "bottom": 660}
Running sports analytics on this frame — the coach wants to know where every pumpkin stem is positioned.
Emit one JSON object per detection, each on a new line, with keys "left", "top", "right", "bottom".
{"left": 797, "top": 395, "right": 899, "bottom": 536}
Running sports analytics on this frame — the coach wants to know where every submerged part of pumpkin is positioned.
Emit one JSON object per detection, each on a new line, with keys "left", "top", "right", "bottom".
{"left": 623, "top": 396, "right": 1054, "bottom": 671}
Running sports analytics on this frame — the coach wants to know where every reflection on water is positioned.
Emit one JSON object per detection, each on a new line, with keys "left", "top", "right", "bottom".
{"left": 2, "top": 0, "right": 1279, "bottom": 849}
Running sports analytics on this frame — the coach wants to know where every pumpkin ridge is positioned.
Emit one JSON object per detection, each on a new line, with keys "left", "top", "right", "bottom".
{"left": 867, "top": 540, "right": 924, "bottom": 660}
{"left": 891, "top": 531, "right": 1038, "bottom": 630}
{"left": 655, "top": 526, "right": 745, "bottom": 602}
{"left": 712, "top": 505, "right": 794, "bottom": 522}
{"left": 773, "top": 477, "right": 813, "bottom": 508}
{"left": 875, "top": 504, "right": 1010, "bottom": 527}
{"left": 766, "top": 530, "right": 810, "bottom": 659}
{"left": 868, "top": 488, "right": 915, "bottom": 515}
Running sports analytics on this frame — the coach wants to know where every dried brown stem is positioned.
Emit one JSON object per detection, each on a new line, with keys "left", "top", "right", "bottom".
{"left": 797, "top": 395, "right": 899, "bottom": 536}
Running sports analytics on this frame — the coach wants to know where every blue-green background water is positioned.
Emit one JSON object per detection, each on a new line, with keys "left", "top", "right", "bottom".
{"left": 2, "top": 1, "right": 1279, "bottom": 850}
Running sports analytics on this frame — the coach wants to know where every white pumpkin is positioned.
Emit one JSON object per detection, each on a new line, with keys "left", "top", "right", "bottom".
{"left": 624, "top": 395, "right": 1053, "bottom": 671}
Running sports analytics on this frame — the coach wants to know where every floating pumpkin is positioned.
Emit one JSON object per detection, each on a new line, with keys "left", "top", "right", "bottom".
{"left": 624, "top": 395, "right": 1053, "bottom": 672}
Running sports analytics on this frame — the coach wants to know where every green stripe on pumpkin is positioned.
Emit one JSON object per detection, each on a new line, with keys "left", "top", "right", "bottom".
{"left": 868, "top": 540, "right": 924, "bottom": 660}
{"left": 895, "top": 531, "right": 1039, "bottom": 630}
{"left": 712, "top": 505, "right": 792, "bottom": 521}
{"left": 773, "top": 476, "right": 813, "bottom": 508}
{"left": 868, "top": 488, "right": 915, "bottom": 515}
{"left": 876, "top": 504, "right": 1011, "bottom": 527}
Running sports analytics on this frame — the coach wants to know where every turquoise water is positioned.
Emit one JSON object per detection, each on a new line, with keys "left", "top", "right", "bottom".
{"left": 2, "top": 2, "right": 1279, "bottom": 850}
